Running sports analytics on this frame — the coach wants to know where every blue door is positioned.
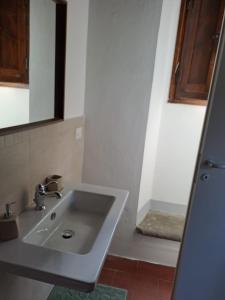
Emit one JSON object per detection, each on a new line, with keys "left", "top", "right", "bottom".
{"left": 173, "top": 18, "right": 225, "bottom": 300}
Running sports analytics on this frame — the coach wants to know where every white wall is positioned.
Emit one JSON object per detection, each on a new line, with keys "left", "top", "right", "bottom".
{"left": 83, "top": 0, "right": 163, "bottom": 260}
{"left": 0, "top": 87, "right": 29, "bottom": 128}
{"left": 138, "top": 0, "right": 206, "bottom": 216}
{"left": 64, "top": 0, "right": 89, "bottom": 119}
{"left": 153, "top": 105, "right": 206, "bottom": 206}
{"left": 138, "top": 0, "right": 182, "bottom": 215}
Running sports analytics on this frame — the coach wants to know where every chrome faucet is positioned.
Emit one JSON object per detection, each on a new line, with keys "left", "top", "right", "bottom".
{"left": 33, "top": 181, "right": 62, "bottom": 211}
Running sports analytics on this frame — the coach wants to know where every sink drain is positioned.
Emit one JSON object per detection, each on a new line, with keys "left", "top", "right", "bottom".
{"left": 62, "top": 229, "right": 75, "bottom": 239}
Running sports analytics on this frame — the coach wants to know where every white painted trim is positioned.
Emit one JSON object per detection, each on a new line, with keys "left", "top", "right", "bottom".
{"left": 137, "top": 200, "right": 151, "bottom": 224}
{"left": 137, "top": 199, "right": 187, "bottom": 225}
{"left": 151, "top": 199, "right": 187, "bottom": 216}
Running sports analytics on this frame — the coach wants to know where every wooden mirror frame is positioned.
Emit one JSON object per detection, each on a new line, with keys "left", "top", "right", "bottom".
{"left": 0, "top": 0, "right": 67, "bottom": 136}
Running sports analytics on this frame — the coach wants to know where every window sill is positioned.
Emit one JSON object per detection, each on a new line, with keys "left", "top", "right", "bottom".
{"left": 0, "top": 82, "right": 29, "bottom": 89}
{"left": 169, "top": 98, "right": 208, "bottom": 106}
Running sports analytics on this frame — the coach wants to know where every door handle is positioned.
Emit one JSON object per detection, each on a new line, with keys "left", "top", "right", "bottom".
{"left": 205, "top": 159, "right": 225, "bottom": 169}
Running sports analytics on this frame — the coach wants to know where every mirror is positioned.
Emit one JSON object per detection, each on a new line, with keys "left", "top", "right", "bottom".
{"left": 0, "top": 0, "right": 66, "bottom": 130}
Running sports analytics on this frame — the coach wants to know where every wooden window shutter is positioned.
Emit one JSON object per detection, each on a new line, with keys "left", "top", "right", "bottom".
{"left": 169, "top": 0, "right": 225, "bottom": 105}
{"left": 0, "top": 0, "right": 29, "bottom": 86}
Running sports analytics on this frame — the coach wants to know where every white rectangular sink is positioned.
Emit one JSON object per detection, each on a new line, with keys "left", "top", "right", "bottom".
{"left": 23, "top": 191, "right": 114, "bottom": 255}
{"left": 0, "top": 184, "right": 128, "bottom": 292}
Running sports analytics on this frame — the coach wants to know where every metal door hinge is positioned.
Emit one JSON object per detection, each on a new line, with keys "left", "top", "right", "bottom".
{"left": 175, "top": 62, "right": 180, "bottom": 83}
{"left": 186, "top": 0, "right": 194, "bottom": 11}
{"left": 212, "top": 33, "right": 220, "bottom": 42}
{"left": 25, "top": 57, "right": 29, "bottom": 70}
{"left": 24, "top": 0, "right": 29, "bottom": 7}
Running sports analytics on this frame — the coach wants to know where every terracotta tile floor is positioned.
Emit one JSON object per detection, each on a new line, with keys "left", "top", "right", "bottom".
{"left": 98, "top": 255, "right": 176, "bottom": 300}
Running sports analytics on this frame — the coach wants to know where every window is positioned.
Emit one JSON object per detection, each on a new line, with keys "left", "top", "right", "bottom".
{"left": 169, "top": 0, "right": 225, "bottom": 105}
{"left": 0, "top": 0, "right": 29, "bottom": 87}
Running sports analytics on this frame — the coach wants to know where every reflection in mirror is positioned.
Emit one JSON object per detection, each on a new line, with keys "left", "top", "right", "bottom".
{"left": 0, "top": 0, "right": 66, "bottom": 130}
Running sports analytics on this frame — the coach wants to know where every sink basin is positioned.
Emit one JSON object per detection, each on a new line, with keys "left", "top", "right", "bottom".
{"left": 0, "top": 183, "right": 128, "bottom": 292}
{"left": 23, "top": 191, "right": 114, "bottom": 255}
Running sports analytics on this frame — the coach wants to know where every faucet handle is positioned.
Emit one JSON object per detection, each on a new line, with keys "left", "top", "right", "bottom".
{"left": 43, "top": 181, "right": 59, "bottom": 193}
{"left": 36, "top": 184, "right": 46, "bottom": 194}
{"left": 44, "top": 181, "right": 58, "bottom": 188}
{"left": 4, "top": 201, "right": 16, "bottom": 219}
{"left": 36, "top": 181, "right": 58, "bottom": 193}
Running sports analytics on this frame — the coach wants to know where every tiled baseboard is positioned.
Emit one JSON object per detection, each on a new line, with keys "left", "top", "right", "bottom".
{"left": 150, "top": 200, "right": 187, "bottom": 216}
{"left": 137, "top": 199, "right": 187, "bottom": 225}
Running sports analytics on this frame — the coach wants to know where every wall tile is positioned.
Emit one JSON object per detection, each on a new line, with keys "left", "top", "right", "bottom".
{"left": 0, "top": 136, "right": 4, "bottom": 149}
{"left": 0, "top": 117, "right": 84, "bottom": 216}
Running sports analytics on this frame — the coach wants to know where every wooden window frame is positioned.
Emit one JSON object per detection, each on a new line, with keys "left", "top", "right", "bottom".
{"left": 0, "top": 0, "right": 30, "bottom": 88}
{"left": 168, "top": 0, "right": 224, "bottom": 106}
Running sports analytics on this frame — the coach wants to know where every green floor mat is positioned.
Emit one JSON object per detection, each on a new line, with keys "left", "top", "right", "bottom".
{"left": 48, "top": 284, "right": 127, "bottom": 300}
